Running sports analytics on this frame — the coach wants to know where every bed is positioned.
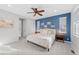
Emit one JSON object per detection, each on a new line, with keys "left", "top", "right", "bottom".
{"left": 27, "top": 28, "right": 56, "bottom": 51}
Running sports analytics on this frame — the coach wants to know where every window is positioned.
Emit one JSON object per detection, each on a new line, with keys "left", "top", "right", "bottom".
{"left": 59, "top": 17, "right": 67, "bottom": 33}
{"left": 75, "top": 21, "right": 79, "bottom": 36}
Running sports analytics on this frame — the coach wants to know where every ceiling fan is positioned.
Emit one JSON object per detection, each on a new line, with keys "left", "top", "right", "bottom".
{"left": 27, "top": 8, "right": 45, "bottom": 16}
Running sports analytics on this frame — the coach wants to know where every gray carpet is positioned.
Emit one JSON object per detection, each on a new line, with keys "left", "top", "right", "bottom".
{"left": 0, "top": 39, "right": 74, "bottom": 55}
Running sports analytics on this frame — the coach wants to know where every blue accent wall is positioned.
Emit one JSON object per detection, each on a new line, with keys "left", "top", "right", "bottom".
{"left": 35, "top": 13, "right": 71, "bottom": 42}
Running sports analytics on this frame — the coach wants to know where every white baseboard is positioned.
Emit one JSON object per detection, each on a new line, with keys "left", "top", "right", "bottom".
{"left": 64, "top": 41, "right": 72, "bottom": 44}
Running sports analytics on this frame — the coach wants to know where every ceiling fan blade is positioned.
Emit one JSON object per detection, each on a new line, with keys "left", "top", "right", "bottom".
{"left": 33, "top": 13, "right": 37, "bottom": 16}
{"left": 31, "top": 8, "right": 35, "bottom": 11}
{"left": 38, "top": 10, "right": 45, "bottom": 12}
{"left": 37, "top": 12, "right": 43, "bottom": 16}
{"left": 31, "top": 8, "right": 37, "bottom": 12}
{"left": 27, "top": 12, "right": 35, "bottom": 13}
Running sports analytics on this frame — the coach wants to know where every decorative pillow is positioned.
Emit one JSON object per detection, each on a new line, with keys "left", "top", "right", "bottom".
{"left": 47, "top": 29, "right": 53, "bottom": 35}
{"left": 40, "top": 28, "right": 48, "bottom": 35}
{"left": 47, "top": 29, "right": 56, "bottom": 35}
{"left": 40, "top": 28, "right": 56, "bottom": 35}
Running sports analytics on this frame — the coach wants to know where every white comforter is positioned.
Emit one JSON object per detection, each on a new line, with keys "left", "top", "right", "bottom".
{"left": 27, "top": 33, "right": 55, "bottom": 49}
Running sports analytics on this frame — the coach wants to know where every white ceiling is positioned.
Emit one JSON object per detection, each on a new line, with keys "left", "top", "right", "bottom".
{"left": 0, "top": 4, "right": 75, "bottom": 19}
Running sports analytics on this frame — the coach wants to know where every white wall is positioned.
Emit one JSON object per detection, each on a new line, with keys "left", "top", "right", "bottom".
{"left": 24, "top": 18, "right": 35, "bottom": 36}
{"left": 0, "top": 9, "right": 21, "bottom": 45}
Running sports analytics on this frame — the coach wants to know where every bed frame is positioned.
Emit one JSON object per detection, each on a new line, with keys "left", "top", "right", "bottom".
{"left": 27, "top": 40, "right": 50, "bottom": 51}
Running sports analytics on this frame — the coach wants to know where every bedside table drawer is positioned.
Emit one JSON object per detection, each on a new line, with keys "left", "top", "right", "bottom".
{"left": 56, "top": 33, "right": 64, "bottom": 42}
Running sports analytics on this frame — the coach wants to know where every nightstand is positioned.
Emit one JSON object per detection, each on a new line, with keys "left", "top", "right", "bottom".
{"left": 55, "top": 33, "right": 64, "bottom": 43}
